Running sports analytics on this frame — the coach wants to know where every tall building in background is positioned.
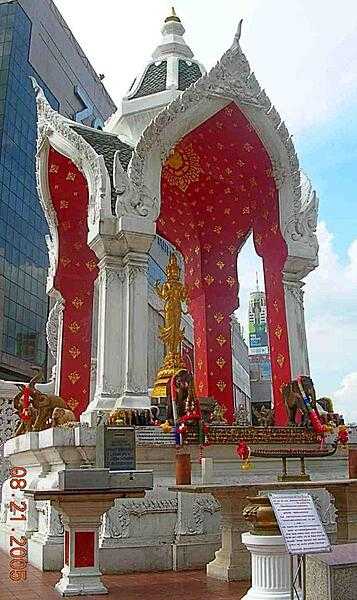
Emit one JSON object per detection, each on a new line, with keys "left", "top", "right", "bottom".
{"left": 231, "top": 316, "right": 251, "bottom": 421}
{"left": 248, "top": 275, "right": 272, "bottom": 420}
{"left": 248, "top": 274, "right": 268, "bottom": 355}
{"left": 0, "top": 0, "right": 116, "bottom": 380}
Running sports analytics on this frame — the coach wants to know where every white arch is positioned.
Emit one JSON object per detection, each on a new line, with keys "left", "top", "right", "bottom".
{"left": 122, "top": 26, "right": 318, "bottom": 279}
{"left": 34, "top": 80, "right": 113, "bottom": 294}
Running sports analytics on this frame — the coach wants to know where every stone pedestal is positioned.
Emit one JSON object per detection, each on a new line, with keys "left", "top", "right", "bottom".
{"left": 53, "top": 495, "right": 114, "bottom": 596}
{"left": 206, "top": 487, "right": 251, "bottom": 581}
{"left": 241, "top": 532, "right": 291, "bottom": 600}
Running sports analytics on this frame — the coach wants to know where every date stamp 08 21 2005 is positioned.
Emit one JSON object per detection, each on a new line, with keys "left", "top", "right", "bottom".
{"left": 8, "top": 466, "right": 28, "bottom": 582}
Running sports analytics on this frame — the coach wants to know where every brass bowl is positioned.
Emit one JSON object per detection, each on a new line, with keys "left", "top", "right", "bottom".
{"left": 243, "top": 495, "right": 280, "bottom": 536}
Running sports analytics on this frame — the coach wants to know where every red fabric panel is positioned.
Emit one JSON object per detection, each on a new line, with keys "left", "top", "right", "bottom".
{"left": 160, "top": 103, "right": 291, "bottom": 424}
{"left": 64, "top": 530, "right": 69, "bottom": 565}
{"left": 74, "top": 531, "right": 95, "bottom": 568}
{"left": 48, "top": 148, "right": 98, "bottom": 418}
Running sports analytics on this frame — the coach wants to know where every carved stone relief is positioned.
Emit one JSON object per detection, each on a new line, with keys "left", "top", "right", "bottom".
{"left": 192, "top": 496, "right": 221, "bottom": 535}
{"left": 284, "top": 280, "right": 304, "bottom": 308}
{"left": 46, "top": 295, "right": 64, "bottom": 359}
{"left": 101, "top": 497, "right": 178, "bottom": 540}
{"left": 36, "top": 501, "right": 64, "bottom": 539}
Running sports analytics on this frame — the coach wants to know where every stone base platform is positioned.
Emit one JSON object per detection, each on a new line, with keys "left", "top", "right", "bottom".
{"left": 306, "top": 544, "right": 357, "bottom": 600}
{"left": 0, "top": 426, "right": 351, "bottom": 576}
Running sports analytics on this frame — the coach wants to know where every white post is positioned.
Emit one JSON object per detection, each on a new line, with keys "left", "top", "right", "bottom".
{"left": 81, "top": 256, "right": 126, "bottom": 425}
{"left": 241, "top": 532, "right": 291, "bottom": 600}
{"left": 114, "top": 251, "right": 151, "bottom": 409}
{"left": 283, "top": 274, "right": 310, "bottom": 378}
{"left": 201, "top": 458, "right": 214, "bottom": 483}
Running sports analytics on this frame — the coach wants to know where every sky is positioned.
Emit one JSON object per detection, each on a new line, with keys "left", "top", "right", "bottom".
{"left": 54, "top": 0, "right": 357, "bottom": 421}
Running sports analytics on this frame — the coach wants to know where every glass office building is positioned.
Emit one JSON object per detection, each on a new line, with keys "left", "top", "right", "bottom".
{"left": 0, "top": 0, "right": 115, "bottom": 379}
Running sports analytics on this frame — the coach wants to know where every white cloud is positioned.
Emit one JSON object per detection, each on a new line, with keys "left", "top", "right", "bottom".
{"left": 304, "top": 222, "right": 357, "bottom": 421}
{"left": 334, "top": 373, "right": 357, "bottom": 424}
{"left": 53, "top": 0, "right": 357, "bottom": 133}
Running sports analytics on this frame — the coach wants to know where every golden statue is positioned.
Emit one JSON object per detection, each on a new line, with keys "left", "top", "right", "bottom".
{"left": 151, "top": 253, "right": 188, "bottom": 398}
{"left": 210, "top": 402, "right": 228, "bottom": 424}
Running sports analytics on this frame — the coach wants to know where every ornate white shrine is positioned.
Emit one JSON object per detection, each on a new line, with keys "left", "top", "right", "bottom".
{"left": 32, "top": 12, "right": 318, "bottom": 427}
{"left": 0, "top": 9, "right": 322, "bottom": 578}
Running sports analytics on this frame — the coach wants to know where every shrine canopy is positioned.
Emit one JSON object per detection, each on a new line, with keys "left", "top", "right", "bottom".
{"left": 34, "top": 10, "right": 318, "bottom": 425}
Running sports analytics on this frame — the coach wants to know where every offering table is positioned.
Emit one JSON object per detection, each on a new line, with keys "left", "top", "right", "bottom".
{"left": 25, "top": 468, "right": 153, "bottom": 596}
{"left": 170, "top": 479, "right": 357, "bottom": 582}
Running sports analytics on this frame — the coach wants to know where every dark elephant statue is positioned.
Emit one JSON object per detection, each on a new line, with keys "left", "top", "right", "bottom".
{"left": 281, "top": 376, "right": 316, "bottom": 427}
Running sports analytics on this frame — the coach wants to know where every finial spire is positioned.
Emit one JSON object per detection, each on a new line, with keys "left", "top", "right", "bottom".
{"left": 165, "top": 6, "right": 181, "bottom": 23}
{"left": 256, "top": 271, "right": 259, "bottom": 292}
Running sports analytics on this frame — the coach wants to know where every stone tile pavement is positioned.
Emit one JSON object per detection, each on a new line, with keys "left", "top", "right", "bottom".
{"left": 0, "top": 551, "right": 250, "bottom": 599}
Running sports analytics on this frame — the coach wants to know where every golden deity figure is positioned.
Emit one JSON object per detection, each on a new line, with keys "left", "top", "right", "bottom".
{"left": 151, "top": 253, "right": 188, "bottom": 398}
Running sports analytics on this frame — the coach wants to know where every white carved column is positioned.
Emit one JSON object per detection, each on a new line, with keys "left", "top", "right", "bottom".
{"left": 81, "top": 257, "right": 125, "bottom": 425}
{"left": 115, "top": 251, "right": 151, "bottom": 409}
{"left": 241, "top": 533, "right": 291, "bottom": 600}
{"left": 283, "top": 274, "right": 310, "bottom": 378}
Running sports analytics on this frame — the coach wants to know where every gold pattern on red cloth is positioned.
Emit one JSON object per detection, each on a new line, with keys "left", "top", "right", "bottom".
{"left": 48, "top": 148, "right": 98, "bottom": 419}
{"left": 214, "top": 313, "right": 224, "bottom": 324}
{"left": 216, "top": 380, "right": 227, "bottom": 392}
{"left": 276, "top": 354, "right": 285, "bottom": 368}
{"left": 68, "top": 321, "right": 80, "bottom": 333}
{"left": 164, "top": 145, "right": 200, "bottom": 192}
{"left": 67, "top": 397, "right": 79, "bottom": 411}
{"left": 160, "top": 102, "right": 291, "bottom": 424}
{"left": 216, "top": 334, "right": 227, "bottom": 347}
{"left": 68, "top": 372, "right": 80, "bottom": 385}
{"left": 68, "top": 347, "right": 81, "bottom": 359}
{"left": 86, "top": 259, "right": 97, "bottom": 272}
{"left": 216, "top": 357, "right": 226, "bottom": 369}
{"left": 72, "top": 297, "right": 84, "bottom": 309}
{"left": 204, "top": 274, "right": 214, "bottom": 286}
{"left": 275, "top": 325, "right": 283, "bottom": 340}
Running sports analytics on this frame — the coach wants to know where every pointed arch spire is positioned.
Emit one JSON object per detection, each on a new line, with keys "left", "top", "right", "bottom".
{"left": 165, "top": 6, "right": 181, "bottom": 23}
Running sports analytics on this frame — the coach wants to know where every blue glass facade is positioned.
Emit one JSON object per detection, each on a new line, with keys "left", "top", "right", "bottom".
{"left": 148, "top": 237, "right": 178, "bottom": 287}
{"left": 0, "top": 2, "right": 58, "bottom": 376}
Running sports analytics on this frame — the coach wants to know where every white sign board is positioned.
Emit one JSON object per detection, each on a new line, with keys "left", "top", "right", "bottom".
{"left": 269, "top": 492, "right": 331, "bottom": 555}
